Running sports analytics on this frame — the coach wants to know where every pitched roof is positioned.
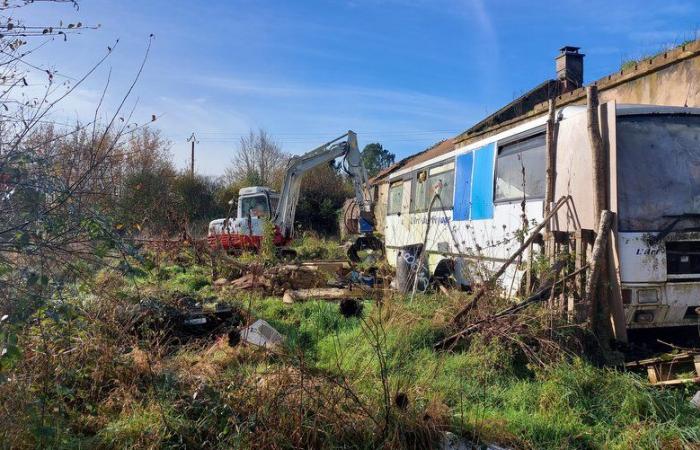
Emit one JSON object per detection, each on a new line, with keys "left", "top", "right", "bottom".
{"left": 369, "top": 138, "right": 455, "bottom": 185}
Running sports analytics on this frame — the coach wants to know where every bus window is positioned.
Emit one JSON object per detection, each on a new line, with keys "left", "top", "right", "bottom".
{"left": 388, "top": 181, "right": 403, "bottom": 214}
{"left": 494, "top": 133, "right": 546, "bottom": 203}
{"left": 429, "top": 162, "right": 455, "bottom": 208}
{"left": 617, "top": 114, "right": 700, "bottom": 231}
{"left": 413, "top": 170, "right": 428, "bottom": 211}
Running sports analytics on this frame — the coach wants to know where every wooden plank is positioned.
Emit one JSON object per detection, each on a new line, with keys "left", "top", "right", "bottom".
{"left": 647, "top": 366, "right": 659, "bottom": 384}
{"left": 652, "top": 376, "right": 700, "bottom": 387}
{"left": 585, "top": 210, "right": 614, "bottom": 323}
{"left": 625, "top": 351, "right": 699, "bottom": 368}
{"left": 282, "top": 288, "right": 368, "bottom": 304}
{"left": 544, "top": 98, "right": 557, "bottom": 232}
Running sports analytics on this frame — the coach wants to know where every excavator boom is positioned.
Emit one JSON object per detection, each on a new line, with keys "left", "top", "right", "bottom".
{"left": 274, "top": 130, "right": 373, "bottom": 239}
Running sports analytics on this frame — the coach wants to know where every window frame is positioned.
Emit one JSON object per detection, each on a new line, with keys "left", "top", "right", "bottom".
{"left": 239, "top": 193, "right": 274, "bottom": 220}
{"left": 387, "top": 180, "right": 404, "bottom": 215}
{"left": 409, "top": 158, "right": 456, "bottom": 213}
{"left": 493, "top": 127, "right": 547, "bottom": 204}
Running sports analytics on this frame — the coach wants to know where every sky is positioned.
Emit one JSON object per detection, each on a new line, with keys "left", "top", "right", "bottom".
{"left": 15, "top": 0, "right": 700, "bottom": 176}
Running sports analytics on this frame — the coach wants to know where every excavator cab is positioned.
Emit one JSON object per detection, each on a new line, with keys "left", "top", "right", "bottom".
{"left": 237, "top": 187, "right": 279, "bottom": 220}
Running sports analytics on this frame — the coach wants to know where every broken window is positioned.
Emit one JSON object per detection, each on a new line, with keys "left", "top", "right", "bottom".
{"left": 388, "top": 181, "right": 403, "bottom": 214}
{"left": 413, "top": 170, "right": 428, "bottom": 212}
{"left": 428, "top": 163, "right": 455, "bottom": 209}
{"left": 494, "top": 133, "right": 546, "bottom": 203}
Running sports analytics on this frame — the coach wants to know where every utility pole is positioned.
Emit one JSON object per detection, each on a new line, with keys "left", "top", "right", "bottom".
{"left": 187, "top": 133, "right": 198, "bottom": 177}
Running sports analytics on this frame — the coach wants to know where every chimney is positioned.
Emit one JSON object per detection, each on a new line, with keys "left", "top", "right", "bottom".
{"left": 556, "top": 46, "right": 584, "bottom": 92}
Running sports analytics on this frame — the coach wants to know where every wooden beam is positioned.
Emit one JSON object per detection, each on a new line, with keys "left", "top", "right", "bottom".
{"left": 585, "top": 210, "right": 614, "bottom": 324}
{"left": 544, "top": 99, "right": 558, "bottom": 231}
{"left": 587, "top": 86, "right": 608, "bottom": 221}
{"left": 282, "top": 288, "right": 368, "bottom": 304}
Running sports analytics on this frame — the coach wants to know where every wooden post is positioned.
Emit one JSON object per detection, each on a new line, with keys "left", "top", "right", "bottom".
{"left": 587, "top": 86, "right": 607, "bottom": 220}
{"left": 585, "top": 210, "right": 613, "bottom": 327}
{"left": 587, "top": 87, "right": 619, "bottom": 347}
{"left": 187, "top": 133, "right": 198, "bottom": 177}
{"left": 607, "top": 249, "right": 629, "bottom": 343}
{"left": 544, "top": 99, "right": 557, "bottom": 232}
{"left": 571, "top": 229, "right": 592, "bottom": 322}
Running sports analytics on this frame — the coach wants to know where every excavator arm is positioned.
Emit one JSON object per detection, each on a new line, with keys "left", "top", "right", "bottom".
{"left": 274, "top": 130, "right": 374, "bottom": 239}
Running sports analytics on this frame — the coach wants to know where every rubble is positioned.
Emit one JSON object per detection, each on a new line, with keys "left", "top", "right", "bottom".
{"left": 221, "top": 263, "right": 332, "bottom": 295}
{"left": 691, "top": 391, "right": 700, "bottom": 409}
{"left": 240, "top": 319, "right": 284, "bottom": 348}
{"left": 132, "top": 297, "right": 243, "bottom": 342}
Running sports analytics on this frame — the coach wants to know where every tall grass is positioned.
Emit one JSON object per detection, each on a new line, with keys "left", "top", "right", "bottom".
{"left": 2, "top": 254, "right": 699, "bottom": 449}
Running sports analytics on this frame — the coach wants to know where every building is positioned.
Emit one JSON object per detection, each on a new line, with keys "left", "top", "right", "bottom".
{"left": 372, "top": 39, "right": 700, "bottom": 224}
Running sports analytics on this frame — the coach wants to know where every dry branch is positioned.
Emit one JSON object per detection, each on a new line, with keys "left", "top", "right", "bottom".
{"left": 451, "top": 195, "right": 571, "bottom": 324}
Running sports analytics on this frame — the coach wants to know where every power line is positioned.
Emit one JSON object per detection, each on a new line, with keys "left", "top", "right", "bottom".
{"left": 193, "top": 129, "right": 461, "bottom": 137}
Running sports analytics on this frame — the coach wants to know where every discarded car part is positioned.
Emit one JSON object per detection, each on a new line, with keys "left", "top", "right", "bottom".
{"left": 347, "top": 234, "right": 384, "bottom": 264}
{"left": 240, "top": 319, "right": 284, "bottom": 348}
{"left": 433, "top": 258, "right": 470, "bottom": 291}
{"left": 691, "top": 391, "right": 700, "bottom": 409}
{"left": 276, "top": 247, "right": 298, "bottom": 261}
{"left": 347, "top": 267, "right": 377, "bottom": 287}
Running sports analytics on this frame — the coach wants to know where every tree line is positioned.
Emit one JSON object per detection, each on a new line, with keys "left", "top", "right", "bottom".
{"left": 35, "top": 125, "right": 397, "bottom": 239}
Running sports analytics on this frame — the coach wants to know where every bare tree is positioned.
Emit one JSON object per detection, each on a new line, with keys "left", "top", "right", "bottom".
{"left": 0, "top": 0, "right": 155, "bottom": 321}
{"left": 225, "top": 129, "right": 289, "bottom": 189}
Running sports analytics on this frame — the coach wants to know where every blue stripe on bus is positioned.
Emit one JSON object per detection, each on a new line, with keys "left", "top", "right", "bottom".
{"left": 453, "top": 152, "right": 473, "bottom": 221}
{"left": 470, "top": 143, "right": 495, "bottom": 220}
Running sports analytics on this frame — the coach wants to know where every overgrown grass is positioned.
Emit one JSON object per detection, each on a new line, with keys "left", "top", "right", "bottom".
{"left": 2, "top": 252, "right": 699, "bottom": 449}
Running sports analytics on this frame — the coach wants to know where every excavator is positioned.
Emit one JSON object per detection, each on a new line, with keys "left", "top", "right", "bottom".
{"left": 207, "top": 131, "right": 383, "bottom": 262}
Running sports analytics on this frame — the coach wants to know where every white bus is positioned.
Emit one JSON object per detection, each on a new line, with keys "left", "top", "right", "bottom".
{"left": 384, "top": 102, "right": 700, "bottom": 330}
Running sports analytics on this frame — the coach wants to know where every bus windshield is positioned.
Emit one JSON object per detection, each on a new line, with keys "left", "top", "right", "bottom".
{"left": 617, "top": 114, "right": 700, "bottom": 231}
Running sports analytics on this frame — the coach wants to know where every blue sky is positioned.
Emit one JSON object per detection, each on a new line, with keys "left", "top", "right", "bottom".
{"left": 17, "top": 0, "right": 700, "bottom": 176}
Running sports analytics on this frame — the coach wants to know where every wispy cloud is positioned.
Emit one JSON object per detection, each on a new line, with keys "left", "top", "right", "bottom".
{"left": 194, "top": 74, "right": 475, "bottom": 122}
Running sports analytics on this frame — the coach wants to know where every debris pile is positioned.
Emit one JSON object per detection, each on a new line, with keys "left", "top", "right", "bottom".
{"left": 215, "top": 260, "right": 383, "bottom": 304}
{"left": 217, "top": 263, "right": 334, "bottom": 295}
{"left": 240, "top": 319, "right": 285, "bottom": 348}
{"left": 131, "top": 297, "right": 244, "bottom": 342}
